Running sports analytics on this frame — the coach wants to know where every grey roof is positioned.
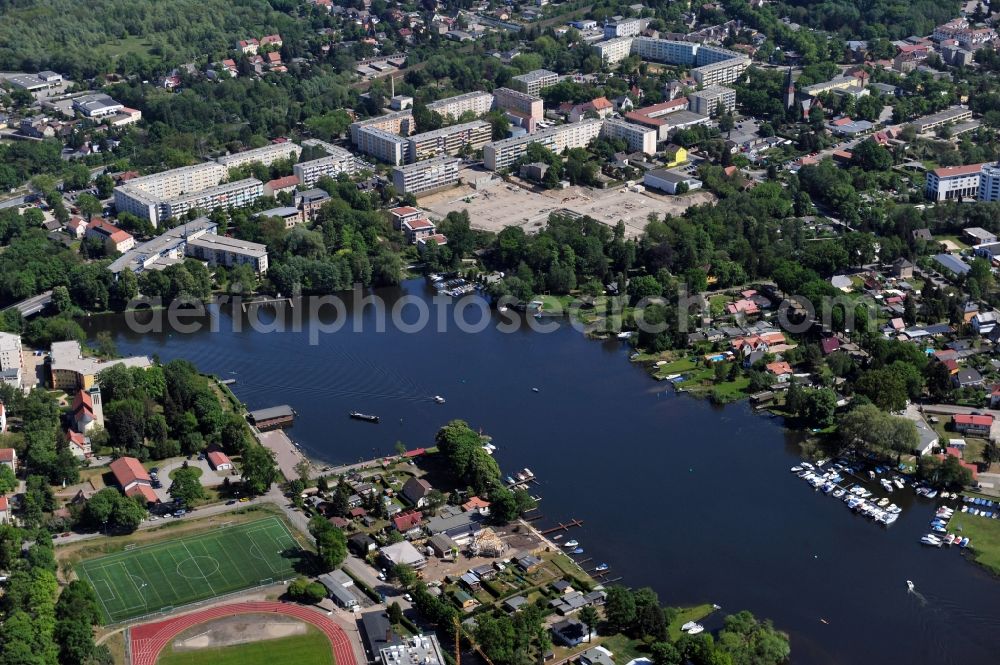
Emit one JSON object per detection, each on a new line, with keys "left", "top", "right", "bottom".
{"left": 360, "top": 611, "right": 399, "bottom": 654}
{"left": 933, "top": 253, "right": 971, "bottom": 275}
{"left": 260, "top": 206, "right": 300, "bottom": 218}
{"left": 247, "top": 404, "right": 294, "bottom": 422}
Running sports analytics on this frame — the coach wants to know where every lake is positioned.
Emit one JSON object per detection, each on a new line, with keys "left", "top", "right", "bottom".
{"left": 81, "top": 280, "right": 1000, "bottom": 664}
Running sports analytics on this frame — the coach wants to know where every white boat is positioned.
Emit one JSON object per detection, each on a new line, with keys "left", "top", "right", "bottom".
{"left": 563, "top": 540, "right": 579, "bottom": 549}
{"left": 790, "top": 466, "right": 803, "bottom": 473}
{"left": 926, "top": 490, "right": 938, "bottom": 499}
{"left": 907, "top": 580, "right": 915, "bottom": 591}
{"left": 878, "top": 498, "right": 890, "bottom": 507}
{"left": 433, "top": 395, "right": 446, "bottom": 404}
{"left": 894, "top": 478, "right": 905, "bottom": 489}
{"left": 617, "top": 331, "right": 633, "bottom": 339}
{"left": 681, "top": 621, "right": 697, "bottom": 632}
{"left": 800, "top": 462, "right": 814, "bottom": 470}
{"left": 920, "top": 535, "right": 942, "bottom": 547}
{"left": 881, "top": 479, "right": 894, "bottom": 493}
{"left": 833, "top": 489, "right": 846, "bottom": 498}
{"left": 685, "top": 624, "right": 705, "bottom": 635}
{"left": 816, "top": 459, "right": 829, "bottom": 467}
{"left": 884, "top": 513, "right": 898, "bottom": 525}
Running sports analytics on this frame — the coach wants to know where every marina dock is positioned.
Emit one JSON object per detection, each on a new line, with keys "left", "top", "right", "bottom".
{"left": 539, "top": 519, "right": 584, "bottom": 535}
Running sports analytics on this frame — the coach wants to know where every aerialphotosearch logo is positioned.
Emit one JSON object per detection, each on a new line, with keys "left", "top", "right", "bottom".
{"left": 122, "top": 284, "right": 880, "bottom": 344}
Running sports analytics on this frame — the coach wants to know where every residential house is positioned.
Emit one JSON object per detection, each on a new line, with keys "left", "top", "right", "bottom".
{"left": 579, "top": 647, "right": 616, "bottom": 665}
{"left": 402, "top": 218, "right": 436, "bottom": 245}
{"left": 295, "top": 189, "right": 330, "bottom": 222}
{"left": 428, "top": 533, "right": 459, "bottom": 557}
{"left": 109, "top": 456, "right": 157, "bottom": 504}
{"left": 349, "top": 532, "right": 377, "bottom": 556}
{"left": 662, "top": 144, "right": 687, "bottom": 167}
{"left": 891, "top": 258, "right": 914, "bottom": 279}
{"left": 263, "top": 175, "right": 300, "bottom": 197}
{"left": 379, "top": 540, "right": 427, "bottom": 569}
{"left": 551, "top": 618, "right": 588, "bottom": 647}
{"left": 393, "top": 510, "right": 423, "bottom": 533}
{"left": 820, "top": 337, "right": 841, "bottom": 355}
{"left": 972, "top": 311, "right": 998, "bottom": 336}
{"left": 67, "top": 216, "right": 88, "bottom": 239}
{"left": 66, "top": 430, "right": 92, "bottom": 460}
{"left": 515, "top": 554, "right": 542, "bottom": 573}
{"left": 0, "top": 448, "right": 17, "bottom": 473}
{"left": 85, "top": 220, "right": 135, "bottom": 254}
{"left": 953, "top": 413, "right": 993, "bottom": 435}
{"left": 462, "top": 496, "right": 490, "bottom": 514}
{"left": 401, "top": 476, "right": 433, "bottom": 507}
{"left": 953, "top": 368, "right": 984, "bottom": 388}
{"left": 0, "top": 496, "right": 9, "bottom": 525}
{"left": 765, "top": 361, "right": 793, "bottom": 380}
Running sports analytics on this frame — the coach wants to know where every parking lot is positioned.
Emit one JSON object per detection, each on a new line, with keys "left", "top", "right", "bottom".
{"left": 422, "top": 181, "right": 716, "bottom": 238}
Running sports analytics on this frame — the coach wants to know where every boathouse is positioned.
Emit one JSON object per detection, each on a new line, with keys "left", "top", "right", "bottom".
{"left": 247, "top": 404, "right": 295, "bottom": 430}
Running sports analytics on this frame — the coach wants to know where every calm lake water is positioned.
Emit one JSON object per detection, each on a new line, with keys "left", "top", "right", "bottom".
{"left": 82, "top": 280, "right": 1000, "bottom": 664}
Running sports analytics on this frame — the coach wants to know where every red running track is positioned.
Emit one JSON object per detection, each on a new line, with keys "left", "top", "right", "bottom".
{"left": 129, "top": 601, "right": 357, "bottom": 665}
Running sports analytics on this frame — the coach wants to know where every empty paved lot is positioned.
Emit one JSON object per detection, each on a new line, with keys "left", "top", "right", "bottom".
{"left": 422, "top": 182, "right": 716, "bottom": 238}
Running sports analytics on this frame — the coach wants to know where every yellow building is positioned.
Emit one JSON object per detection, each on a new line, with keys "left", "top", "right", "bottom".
{"left": 48, "top": 341, "right": 151, "bottom": 391}
{"left": 663, "top": 144, "right": 688, "bottom": 168}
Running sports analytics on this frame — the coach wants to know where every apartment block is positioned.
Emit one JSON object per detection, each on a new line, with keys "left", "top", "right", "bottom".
{"left": 493, "top": 87, "right": 544, "bottom": 121}
{"left": 980, "top": 163, "right": 1000, "bottom": 202}
{"left": 0, "top": 332, "right": 22, "bottom": 377}
{"left": 294, "top": 149, "right": 357, "bottom": 187}
{"left": 600, "top": 118, "right": 657, "bottom": 155}
{"left": 594, "top": 37, "right": 749, "bottom": 86}
{"left": 185, "top": 234, "right": 269, "bottom": 274}
{"left": 391, "top": 157, "right": 461, "bottom": 196}
{"left": 908, "top": 107, "right": 973, "bottom": 134}
{"left": 427, "top": 91, "right": 494, "bottom": 120}
{"left": 511, "top": 69, "right": 559, "bottom": 96}
{"left": 603, "top": 17, "right": 645, "bottom": 39}
{"left": 407, "top": 121, "right": 492, "bottom": 161}
{"left": 925, "top": 163, "right": 987, "bottom": 201}
{"left": 356, "top": 126, "right": 410, "bottom": 165}
{"left": 688, "top": 85, "right": 736, "bottom": 116}
{"left": 215, "top": 141, "right": 301, "bottom": 169}
{"left": 484, "top": 119, "right": 604, "bottom": 171}
{"left": 349, "top": 110, "right": 415, "bottom": 145}
{"left": 114, "top": 161, "right": 258, "bottom": 226}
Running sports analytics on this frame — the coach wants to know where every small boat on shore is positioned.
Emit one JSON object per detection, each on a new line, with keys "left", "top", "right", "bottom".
{"left": 349, "top": 412, "right": 380, "bottom": 423}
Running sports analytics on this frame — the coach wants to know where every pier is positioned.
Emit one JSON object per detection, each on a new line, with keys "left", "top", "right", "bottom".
{"left": 539, "top": 519, "right": 584, "bottom": 535}
{"left": 241, "top": 297, "right": 293, "bottom": 312}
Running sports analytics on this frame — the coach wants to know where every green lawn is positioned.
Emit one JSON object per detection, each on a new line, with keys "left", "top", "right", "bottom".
{"left": 156, "top": 626, "right": 334, "bottom": 665}
{"left": 77, "top": 517, "right": 304, "bottom": 623}
{"left": 668, "top": 604, "right": 716, "bottom": 641}
{"left": 948, "top": 512, "right": 1000, "bottom": 575}
{"left": 169, "top": 466, "right": 203, "bottom": 480}
{"left": 598, "top": 634, "right": 645, "bottom": 663}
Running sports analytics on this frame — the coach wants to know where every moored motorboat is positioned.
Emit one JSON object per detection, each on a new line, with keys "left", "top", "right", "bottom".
{"left": 684, "top": 623, "right": 705, "bottom": 635}
{"left": 563, "top": 540, "right": 579, "bottom": 549}
{"left": 906, "top": 580, "right": 914, "bottom": 591}
{"left": 433, "top": 395, "right": 446, "bottom": 404}
{"left": 349, "top": 411, "right": 380, "bottom": 423}
{"left": 571, "top": 547, "right": 584, "bottom": 554}
{"left": 595, "top": 563, "right": 609, "bottom": 572}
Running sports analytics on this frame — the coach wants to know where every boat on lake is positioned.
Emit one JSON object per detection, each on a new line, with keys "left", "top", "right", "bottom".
{"left": 349, "top": 412, "right": 380, "bottom": 423}
{"left": 433, "top": 395, "right": 446, "bottom": 404}
{"left": 563, "top": 540, "right": 579, "bottom": 548}
{"left": 685, "top": 624, "right": 705, "bottom": 635}
{"left": 595, "top": 563, "right": 609, "bottom": 572}
{"left": 894, "top": 478, "right": 906, "bottom": 489}
{"left": 907, "top": 580, "right": 915, "bottom": 592}
{"left": 571, "top": 547, "right": 584, "bottom": 554}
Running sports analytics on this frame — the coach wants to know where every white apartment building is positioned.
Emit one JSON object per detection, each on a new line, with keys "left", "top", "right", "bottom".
{"left": 407, "top": 121, "right": 492, "bottom": 161}
{"left": 979, "top": 163, "right": 1000, "bottom": 202}
{"left": 493, "top": 87, "right": 544, "bottom": 121}
{"left": 511, "top": 69, "right": 559, "bottom": 96}
{"left": 0, "top": 332, "right": 22, "bottom": 377}
{"left": 484, "top": 119, "right": 604, "bottom": 171}
{"left": 349, "top": 110, "right": 415, "bottom": 145}
{"left": 594, "top": 37, "right": 749, "bottom": 86}
{"left": 601, "top": 118, "right": 657, "bottom": 155}
{"left": 114, "top": 162, "right": 230, "bottom": 225}
{"left": 925, "top": 163, "right": 987, "bottom": 201}
{"left": 392, "top": 156, "right": 461, "bottom": 196}
{"left": 356, "top": 126, "right": 410, "bottom": 165}
{"left": 163, "top": 179, "right": 263, "bottom": 219}
{"left": 185, "top": 234, "right": 269, "bottom": 273}
{"left": 294, "top": 149, "right": 357, "bottom": 187}
{"left": 215, "top": 142, "right": 301, "bottom": 169}
{"left": 603, "top": 17, "right": 644, "bottom": 39}
{"left": 426, "top": 91, "right": 494, "bottom": 120}
{"left": 688, "top": 85, "right": 736, "bottom": 116}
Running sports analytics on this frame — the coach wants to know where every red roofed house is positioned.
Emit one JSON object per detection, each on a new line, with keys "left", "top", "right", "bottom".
{"left": 819, "top": 337, "right": 841, "bottom": 355}
{"left": 85, "top": 219, "right": 135, "bottom": 253}
{"left": 67, "top": 216, "right": 88, "bottom": 239}
{"left": 462, "top": 496, "right": 491, "bottom": 515}
{"left": 260, "top": 34, "right": 283, "bottom": 48}
{"left": 389, "top": 206, "right": 424, "bottom": 230}
{"left": 953, "top": 413, "right": 994, "bottom": 436}
{"left": 393, "top": 510, "right": 423, "bottom": 532}
{"left": 266, "top": 51, "right": 282, "bottom": 67}
{"left": 238, "top": 38, "right": 260, "bottom": 55}
{"left": 726, "top": 299, "right": 759, "bottom": 316}
{"left": 264, "top": 175, "right": 300, "bottom": 197}
{"left": 0, "top": 448, "right": 16, "bottom": 473}
{"left": 66, "top": 430, "right": 92, "bottom": 460}
{"left": 937, "top": 447, "right": 978, "bottom": 482}
{"left": 569, "top": 97, "right": 614, "bottom": 123}
{"left": 109, "top": 456, "right": 158, "bottom": 504}
{"left": 207, "top": 450, "right": 234, "bottom": 471}
{"left": 329, "top": 516, "right": 350, "bottom": 528}
{"left": 417, "top": 234, "right": 448, "bottom": 254}
{"left": 765, "top": 361, "right": 793, "bottom": 379}
{"left": 221, "top": 58, "right": 239, "bottom": 77}
{"left": 403, "top": 218, "right": 436, "bottom": 244}
{"left": 925, "top": 163, "right": 988, "bottom": 202}
{"left": 349, "top": 506, "right": 367, "bottom": 518}
{"left": 0, "top": 496, "right": 9, "bottom": 524}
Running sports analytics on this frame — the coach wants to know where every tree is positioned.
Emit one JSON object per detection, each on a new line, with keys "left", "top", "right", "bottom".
{"left": 717, "top": 610, "right": 790, "bottom": 665}
{"left": 240, "top": 444, "right": 278, "bottom": 495}
{"left": 168, "top": 467, "right": 204, "bottom": 507}
{"left": 651, "top": 642, "right": 683, "bottom": 665}
{"left": 579, "top": 606, "right": 599, "bottom": 642}
{"left": 387, "top": 601, "right": 404, "bottom": 625}
{"left": 0, "top": 464, "right": 16, "bottom": 493}
{"left": 288, "top": 577, "right": 327, "bottom": 604}
{"left": 604, "top": 586, "right": 637, "bottom": 634}
{"left": 309, "top": 514, "right": 347, "bottom": 572}
{"left": 393, "top": 564, "right": 417, "bottom": 588}
{"left": 801, "top": 388, "right": 837, "bottom": 428}
{"left": 837, "top": 404, "right": 919, "bottom": 456}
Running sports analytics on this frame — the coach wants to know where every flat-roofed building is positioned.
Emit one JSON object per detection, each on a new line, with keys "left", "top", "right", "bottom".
{"left": 49, "top": 341, "right": 151, "bottom": 391}
{"left": 980, "top": 163, "right": 1000, "bottom": 202}
{"left": 484, "top": 119, "right": 604, "bottom": 171}
{"left": 356, "top": 126, "right": 409, "bottom": 165}
{"left": 800, "top": 76, "right": 866, "bottom": 98}
{"left": 185, "top": 234, "right": 269, "bottom": 274}
{"left": 493, "top": 87, "right": 544, "bottom": 121}
{"left": 601, "top": 118, "right": 657, "bottom": 155}
{"left": 293, "top": 149, "right": 357, "bottom": 186}
{"left": 115, "top": 162, "right": 264, "bottom": 226}
{"left": 908, "top": 107, "right": 973, "bottom": 134}
{"left": 72, "top": 93, "right": 124, "bottom": 118}
{"left": 593, "top": 36, "right": 634, "bottom": 65}
{"left": 603, "top": 17, "right": 644, "bottom": 39}
{"left": 427, "top": 91, "right": 494, "bottom": 120}
{"left": 688, "top": 85, "right": 736, "bottom": 116}
{"left": 407, "top": 120, "right": 492, "bottom": 161}
{"left": 349, "top": 110, "right": 415, "bottom": 145}
{"left": 392, "top": 157, "right": 461, "bottom": 196}
{"left": 215, "top": 141, "right": 301, "bottom": 169}
{"left": 0, "top": 332, "right": 22, "bottom": 378}
{"left": 107, "top": 218, "right": 217, "bottom": 275}
{"left": 511, "top": 69, "right": 559, "bottom": 96}
{"left": 594, "top": 37, "right": 749, "bottom": 85}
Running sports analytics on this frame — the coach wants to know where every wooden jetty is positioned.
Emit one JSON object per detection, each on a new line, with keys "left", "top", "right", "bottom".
{"left": 241, "top": 297, "right": 293, "bottom": 312}
{"left": 539, "top": 519, "right": 583, "bottom": 535}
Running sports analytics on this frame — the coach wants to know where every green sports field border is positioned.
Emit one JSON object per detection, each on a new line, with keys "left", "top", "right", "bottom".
{"left": 76, "top": 517, "right": 304, "bottom": 623}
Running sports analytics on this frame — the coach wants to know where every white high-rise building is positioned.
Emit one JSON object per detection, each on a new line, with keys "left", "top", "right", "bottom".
{"left": 980, "top": 163, "right": 1000, "bottom": 202}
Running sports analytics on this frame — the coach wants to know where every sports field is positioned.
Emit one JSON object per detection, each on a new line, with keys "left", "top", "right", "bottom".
{"left": 77, "top": 517, "right": 304, "bottom": 623}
